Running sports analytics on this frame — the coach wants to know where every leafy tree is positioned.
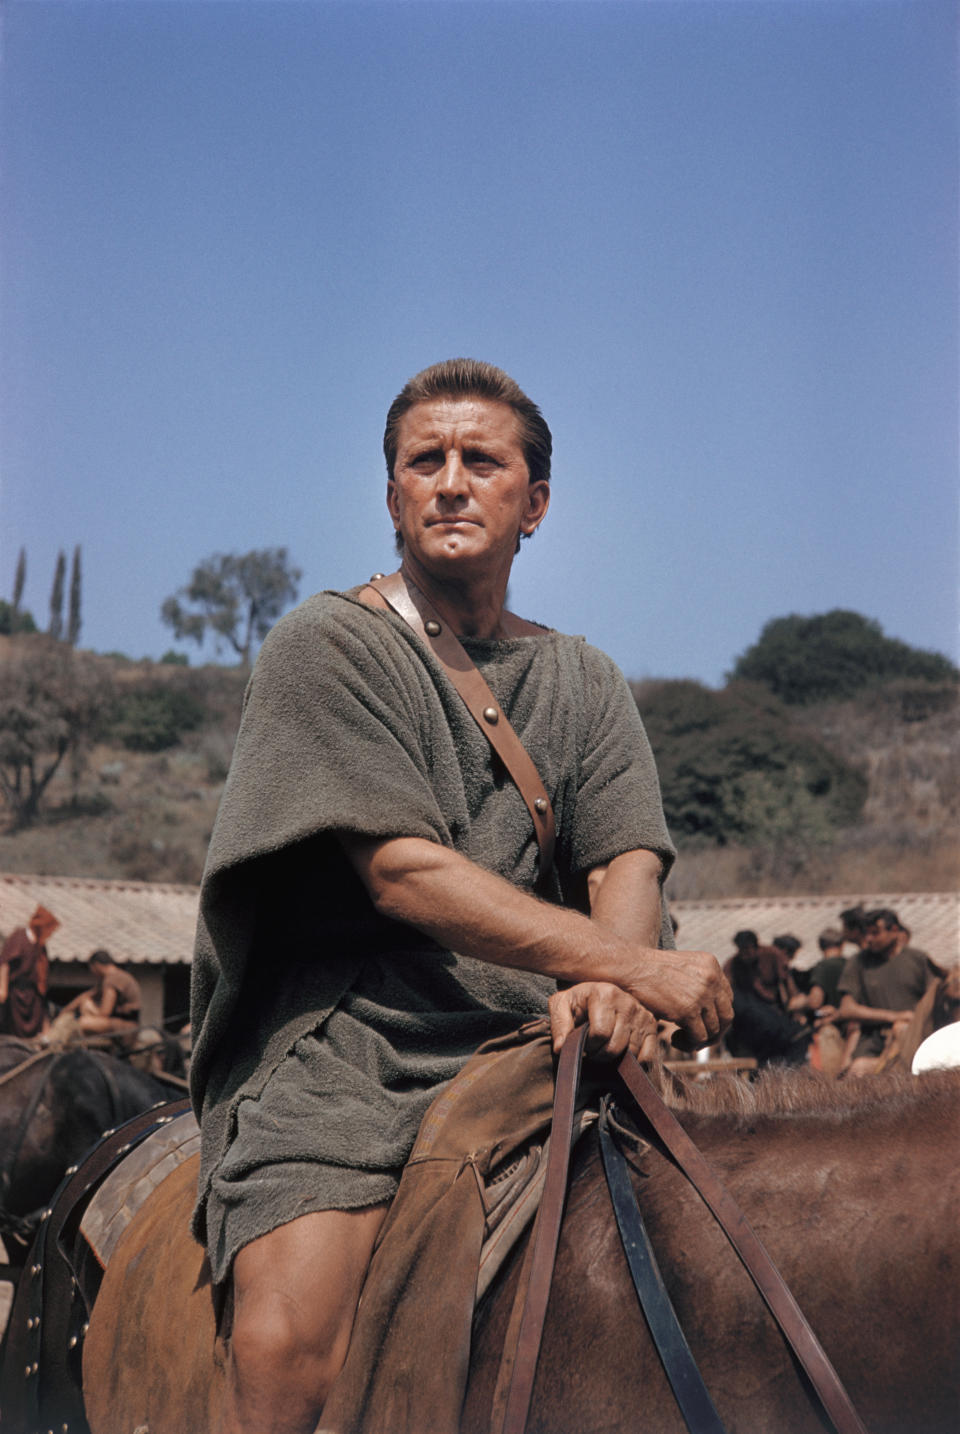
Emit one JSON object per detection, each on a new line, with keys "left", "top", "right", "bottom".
{"left": 48, "top": 550, "right": 66, "bottom": 640}
{"left": 731, "top": 610, "right": 958, "bottom": 705}
{"left": 110, "top": 685, "right": 206, "bottom": 752}
{"left": 0, "top": 600, "right": 37, "bottom": 635}
{"left": 161, "top": 548, "right": 302, "bottom": 665}
{"left": 632, "top": 678, "right": 866, "bottom": 846}
{"left": 67, "top": 545, "right": 82, "bottom": 646}
{"left": 0, "top": 638, "right": 111, "bottom": 828}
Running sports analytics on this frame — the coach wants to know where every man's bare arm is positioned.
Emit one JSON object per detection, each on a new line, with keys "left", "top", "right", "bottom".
{"left": 586, "top": 848, "right": 665, "bottom": 947}
{"left": 837, "top": 994, "right": 915, "bottom": 1026}
{"left": 97, "top": 985, "right": 118, "bottom": 1018}
{"left": 340, "top": 835, "right": 731, "bottom": 1048}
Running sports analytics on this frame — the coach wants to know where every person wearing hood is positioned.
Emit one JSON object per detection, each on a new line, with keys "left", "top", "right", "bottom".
{"left": 0, "top": 904, "right": 59, "bottom": 1039}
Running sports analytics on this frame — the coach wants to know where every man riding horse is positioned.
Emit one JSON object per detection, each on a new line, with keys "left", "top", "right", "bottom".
{"left": 188, "top": 358, "right": 732, "bottom": 1434}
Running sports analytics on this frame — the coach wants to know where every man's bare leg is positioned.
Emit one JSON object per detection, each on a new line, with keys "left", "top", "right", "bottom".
{"left": 221, "top": 1203, "right": 389, "bottom": 1434}
{"left": 75, "top": 1014, "right": 138, "bottom": 1036}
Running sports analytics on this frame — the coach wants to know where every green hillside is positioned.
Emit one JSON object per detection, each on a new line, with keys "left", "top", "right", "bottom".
{"left": 0, "top": 618, "right": 956, "bottom": 899}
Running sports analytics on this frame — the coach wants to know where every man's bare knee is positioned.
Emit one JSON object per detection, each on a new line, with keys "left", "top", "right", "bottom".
{"left": 230, "top": 1290, "right": 344, "bottom": 1408}
{"left": 223, "top": 1205, "right": 390, "bottom": 1432}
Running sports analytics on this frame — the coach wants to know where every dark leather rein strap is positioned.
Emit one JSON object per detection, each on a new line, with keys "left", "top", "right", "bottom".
{"left": 359, "top": 570, "right": 556, "bottom": 876}
{"left": 501, "top": 1033, "right": 870, "bottom": 1434}
{"left": 498, "top": 1023, "right": 589, "bottom": 1434}
{"left": 615, "top": 1055, "right": 870, "bottom": 1434}
{"left": 597, "top": 1100, "right": 727, "bottom": 1434}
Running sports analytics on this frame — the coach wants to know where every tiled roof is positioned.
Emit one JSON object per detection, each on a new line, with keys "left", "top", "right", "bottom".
{"left": 0, "top": 872, "right": 199, "bottom": 967}
{"left": 670, "top": 891, "right": 959, "bottom": 970}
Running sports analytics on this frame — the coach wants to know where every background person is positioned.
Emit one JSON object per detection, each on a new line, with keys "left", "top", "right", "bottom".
{"left": 723, "top": 929, "right": 811, "bottom": 1067}
{"left": 837, "top": 908, "right": 933, "bottom": 1077}
{"left": 839, "top": 904, "right": 869, "bottom": 955}
{"left": 60, "top": 949, "right": 143, "bottom": 1036}
{"left": 790, "top": 927, "right": 859, "bottom": 1077}
{"left": 772, "top": 932, "right": 810, "bottom": 1002}
{"left": 0, "top": 904, "right": 58, "bottom": 1039}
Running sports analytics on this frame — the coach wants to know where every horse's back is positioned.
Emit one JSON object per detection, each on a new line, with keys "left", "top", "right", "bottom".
{"left": 80, "top": 1066, "right": 960, "bottom": 1434}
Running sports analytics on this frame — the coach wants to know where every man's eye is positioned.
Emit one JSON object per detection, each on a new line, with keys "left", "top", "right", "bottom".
{"left": 465, "top": 451, "right": 500, "bottom": 467}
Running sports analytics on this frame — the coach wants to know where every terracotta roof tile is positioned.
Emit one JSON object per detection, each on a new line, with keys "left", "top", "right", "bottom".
{"left": 0, "top": 872, "right": 198, "bottom": 967}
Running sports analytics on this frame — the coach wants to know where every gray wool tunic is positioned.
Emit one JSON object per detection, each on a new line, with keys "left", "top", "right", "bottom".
{"left": 189, "top": 589, "right": 675, "bottom": 1281}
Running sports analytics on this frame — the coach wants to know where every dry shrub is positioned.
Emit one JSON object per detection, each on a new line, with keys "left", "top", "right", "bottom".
{"left": 670, "top": 830, "right": 960, "bottom": 900}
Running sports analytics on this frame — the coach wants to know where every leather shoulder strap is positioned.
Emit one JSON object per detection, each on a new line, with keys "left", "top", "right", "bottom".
{"left": 357, "top": 571, "right": 556, "bottom": 878}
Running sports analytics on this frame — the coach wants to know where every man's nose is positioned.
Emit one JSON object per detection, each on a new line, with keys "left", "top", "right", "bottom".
{"left": 436, "top": 452, "right": 468, "bottom": 496}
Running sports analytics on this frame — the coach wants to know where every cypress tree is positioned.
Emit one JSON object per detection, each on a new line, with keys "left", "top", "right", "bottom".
{"left": 48, "top": 550, "right": 66, "bottom": 640}
{"left": 67, "top": 545, "right": 82, "bottom": 646}
{"left": 12, "top": 547, "right": 26, "bottom": 613}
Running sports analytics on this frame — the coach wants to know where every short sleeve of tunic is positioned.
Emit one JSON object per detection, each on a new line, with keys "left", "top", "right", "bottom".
{"left": 563, "top": 644, "right": 674, "bottom": 881}
{"left": 836, "top": 956, "right": 864, "bottom": 1003}
{"left": 204, "top": 595, "right": 460, "bottom": 876}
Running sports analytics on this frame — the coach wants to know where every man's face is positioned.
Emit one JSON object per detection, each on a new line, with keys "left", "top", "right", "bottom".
{"left": 387, "top": 398, "right": 549, "bottom": 581}
{"left": 864, "top": 922, "right": 898, "bottom": 957}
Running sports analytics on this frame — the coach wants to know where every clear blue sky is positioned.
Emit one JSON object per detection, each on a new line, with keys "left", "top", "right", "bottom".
{"left": 2, "top": 0, "right": 956, "bottom": 685}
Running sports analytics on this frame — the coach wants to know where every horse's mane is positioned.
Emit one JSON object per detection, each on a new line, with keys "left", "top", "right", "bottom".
{"left": 656, "top": 1062, "right": 960, "bottom": 1122}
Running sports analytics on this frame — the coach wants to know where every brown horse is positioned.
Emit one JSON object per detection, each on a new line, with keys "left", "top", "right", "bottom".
{"left": 76, "top": 1064, "right": 959, "bottom": 1434}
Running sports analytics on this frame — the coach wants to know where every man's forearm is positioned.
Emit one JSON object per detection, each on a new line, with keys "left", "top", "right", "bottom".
{"left": 341, "top": 835, "right": 729, "bottom": 1037}
{"left": 586, "top": 849, "right": 664, "bottom": 948}
{"left": 838, "top": 998, "right": 907, "bottom": 1026}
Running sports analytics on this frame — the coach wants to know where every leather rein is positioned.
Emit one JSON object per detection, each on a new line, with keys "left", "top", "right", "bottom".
{"left": 498, "top": 1027, "right": 870, "bottom": 1434}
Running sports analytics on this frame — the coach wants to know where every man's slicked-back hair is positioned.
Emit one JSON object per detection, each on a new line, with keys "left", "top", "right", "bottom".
{"left": 383, "top": 358, "right": 553, "bottom": 489}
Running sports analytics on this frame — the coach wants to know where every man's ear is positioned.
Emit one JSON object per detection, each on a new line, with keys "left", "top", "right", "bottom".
{"left": 520, "top": 480, "right": 550, "bottom": 536}
{"left": 386, "top": 480, "right": 400, "bottom": 529}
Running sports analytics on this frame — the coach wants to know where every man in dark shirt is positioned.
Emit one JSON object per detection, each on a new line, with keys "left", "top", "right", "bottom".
{"left": 723, "top": 929, "right": 811, "bottom": 1066}
{"left": 837, "top": 908, "right": 933, "bottom": 1077}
